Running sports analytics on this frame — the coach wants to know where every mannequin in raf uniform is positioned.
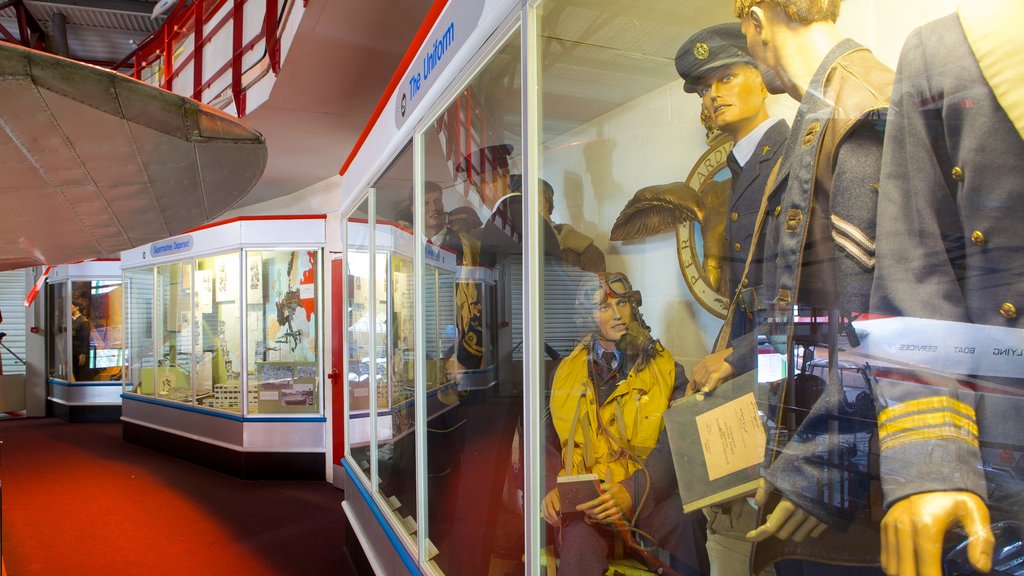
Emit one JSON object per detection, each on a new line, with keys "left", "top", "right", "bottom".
{"left": 870, "top": 1, "right": 1024, "bottom": 574}
{"left": 423, "top": 181, "right": 483, "bottom": 370}
{"left": 694, "top": 0, "right": 894, "bottom": 573}
{"left": 545, "top": 272, "right": 709, "bottom": 576}
{"left": 675, "top": 22, "right": 789, "bottom": 576}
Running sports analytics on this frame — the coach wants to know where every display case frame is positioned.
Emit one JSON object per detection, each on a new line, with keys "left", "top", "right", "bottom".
{"left": 119, "top": 215, "right": 328, "bottom": 480}
{"left": 345, "top": 218, "right": 462, "bottom": 449}
{"left": 338, "top": 1, "right": 526, "bottom": 573}
{"left": 46, "top": 260, "right": 124, "bottom": 422}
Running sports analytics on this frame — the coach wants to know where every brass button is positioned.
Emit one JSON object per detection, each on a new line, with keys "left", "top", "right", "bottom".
{"left": 734, "top": 242, "right": 742, "bottom": 253}
{"left": 801, "top": 121, "right": 820, "bottom": 147}
{"left": 773, "top": 205, "right": 782, "bottom": 217}
{"left": 1000, "top": 302, "right": 1018, "bottom": 320}
{"left": 970, "top": 230, "right": 986, "bottom": 246}
{"left": 785, "top": 208, "right": 803, "bottom": 232}
{"left": 951, "top": 166, "right": 964, "bottom": 182}
{"left": 731, "top": 212, "right": 739, "bottom": 222}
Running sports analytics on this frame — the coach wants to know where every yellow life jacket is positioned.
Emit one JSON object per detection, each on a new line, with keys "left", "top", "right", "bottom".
{"left": 549, "top": 335, "right": 676, "bottom": 485}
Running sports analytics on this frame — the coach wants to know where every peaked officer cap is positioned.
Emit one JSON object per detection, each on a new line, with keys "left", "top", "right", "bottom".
{"left": 675, "top": 23, "right": 755, "bottom": 94}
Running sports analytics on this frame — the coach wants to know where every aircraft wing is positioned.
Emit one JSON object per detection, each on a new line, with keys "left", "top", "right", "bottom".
{"left": 0, "top": 41, "right": 267, "bottom": 271}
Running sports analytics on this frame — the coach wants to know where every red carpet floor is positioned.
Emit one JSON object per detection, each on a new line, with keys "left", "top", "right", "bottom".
{"left": 0, "top": 418, "right": 362, "bottom": 576}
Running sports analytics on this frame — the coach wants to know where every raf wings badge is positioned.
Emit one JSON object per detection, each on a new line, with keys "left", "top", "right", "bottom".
{"left": 610, "top": 131, "right": 733, "bottom": 319}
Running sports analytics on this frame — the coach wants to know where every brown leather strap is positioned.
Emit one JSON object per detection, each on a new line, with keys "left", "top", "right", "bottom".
{"left": 564, "top": 391, "right": 590, "bottom": 473}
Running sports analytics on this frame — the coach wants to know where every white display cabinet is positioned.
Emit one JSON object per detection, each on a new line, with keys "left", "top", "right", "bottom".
{"left": 120, "top": 216, "right": 327, "bottom": 479}
{"left": 46, "top": 260, "right": 124, "bottom": 422}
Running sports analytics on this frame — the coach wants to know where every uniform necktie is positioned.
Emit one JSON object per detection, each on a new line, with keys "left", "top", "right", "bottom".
{"left": 601, "top": 350, "right": 617, "bottom": 373}
{"left": 726, "top": 151, "right": 743, "bottom": 182}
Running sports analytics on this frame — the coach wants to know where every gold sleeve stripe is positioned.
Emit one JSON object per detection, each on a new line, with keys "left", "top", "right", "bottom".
{"left": 880, "top": 427, "right": 980, "bottom": 452}
{"left": 879, "top": 411, "right": 979, "bottom": 440}
{"left": 879, "top": 396, "right": 976, "bottom": 423}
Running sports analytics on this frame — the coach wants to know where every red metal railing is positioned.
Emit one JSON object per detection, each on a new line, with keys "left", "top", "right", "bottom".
{"left": 111, "top": 0, "right": 285, "bottom": 117}
{"left": 0, "top": 0, "right": 44, "bottom": 50}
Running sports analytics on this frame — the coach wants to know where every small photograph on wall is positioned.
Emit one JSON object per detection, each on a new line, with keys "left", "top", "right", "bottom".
{"left": 196, "top": 270, "right": 214, "bottom": 314}
{"left": 215, "top": 255, "right": 237, "bottom": 303}
{"left": 247, "top": 254, "right": 263, "bottom": 304}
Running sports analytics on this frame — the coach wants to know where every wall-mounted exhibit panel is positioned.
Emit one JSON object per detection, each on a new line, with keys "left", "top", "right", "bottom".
{"left": 46, "top": 260, "right": 124, "bottom": 422}
{"left": 121, "top": 216, "right": 327, "bottom": 479}
{"left": 337, "top": 0, "right": 1024, "bottom": 574}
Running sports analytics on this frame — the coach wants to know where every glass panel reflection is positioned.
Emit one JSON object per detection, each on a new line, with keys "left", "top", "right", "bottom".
{"left": 421, "top": 30, "right": 523, "bottom": 575}
{"left": 47, "top": 283, "right": 68, "bottom": 380}
{"left": 153, "top": 261, "right": 194, "bottom": 404}
{"left": 70, "top": 280, "right": 123, "bottom": 382}
{"left": 194, "top": 254, "right": 241, "bottom": 412}
{"left": 346, "top": 199, "right": 373, "bottom": 477}
{"left": 372, "top": 143, "right": 419, "bottom": 542}
{"left": 125, "top": 268, "right": 154, "bottom": 396}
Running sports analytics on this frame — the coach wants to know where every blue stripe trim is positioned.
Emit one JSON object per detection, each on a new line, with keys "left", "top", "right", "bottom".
{"left": 341, "top": 459, "right": 421, "bottom": 575}
{"left": 49, "top": 379, "right": 122, "bottom": 388}
{"left": 121, "top": 394, "right": 326, "bottom": 423}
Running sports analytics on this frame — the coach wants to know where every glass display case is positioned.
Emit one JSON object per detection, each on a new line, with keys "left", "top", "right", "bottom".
{"left": 120, "top": 216, "right": 328, "bottom": 479}
{"left": 346, "top": 219, "right": 460, "bottom": 427}
{"left": 338, "top": 0, "right": 1024, "bottom": 574}
{"left": 46, "top": 260, "right": 124, "bottom": 422}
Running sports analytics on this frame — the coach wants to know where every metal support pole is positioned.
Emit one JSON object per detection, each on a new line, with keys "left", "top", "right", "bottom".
{"left": 51, "top": 10, "right": 69, "bottom": 57}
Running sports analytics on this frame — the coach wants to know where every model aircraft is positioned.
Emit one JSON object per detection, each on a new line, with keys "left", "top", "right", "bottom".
{"left": 0, "top": 40, "right": 267, "bottom": 272}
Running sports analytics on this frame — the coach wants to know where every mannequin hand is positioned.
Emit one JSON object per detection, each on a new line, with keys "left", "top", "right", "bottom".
{"left": 542, "top": 488, "right": 561, "bottom": 527}
{"left": 746, "top": 478, "right": 827, "bottom": 542}
{"left": 578, "top": 481, "right": 633, "bottom": 525}
{"left": 689, "top": 348, "right": 736, "bottom": 394}
{"left": 881, "top": 491, "right": 993, "bottom": 576}
{"left": 444, "top": 356, "right": 464, "bottom": 383}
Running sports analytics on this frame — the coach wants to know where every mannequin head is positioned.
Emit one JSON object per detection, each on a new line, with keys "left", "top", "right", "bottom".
{"left": 676, "top": 22, "right": 771, "bottom": 140}
{"left": 731, "top": 0, "right": 839, "bottom": 24}
{"left": 509, "top": 175, "right": 556, "bottom": 219}
{"left": 71, "top": 297, "right": 88, "bottom": 320}
{"left": 593, "top": 292, "right": 631, "bottom": 351}
{"left": 733, "top": 0, "right": 844, "bottom": 100}
{"left": 577, "top": 273, "right": 644, "bottom": 351}
{"left": 447, "top": 206, "right": 483, "bottom": 234}
{"left": 423, "top": 181, "right": 447, "bottom": 237}
{"left": 696, "top": 63, "right": 769, "bottom": 142}
{"left": 457, "top": 144, "right": 514, "bottom": 210}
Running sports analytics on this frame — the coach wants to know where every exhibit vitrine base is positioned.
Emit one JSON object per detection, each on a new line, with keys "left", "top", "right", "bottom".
{"left": 338, "top": 460, "right": 417, "bottom": 576}
{"left": 121, "top": 396, "right": 326, "bottom": 480}
{"left": 46, "top": 261, "right": 125, "bottom": 422}
{"left": 48, "top": 380, "right": 122, "bottom": 422}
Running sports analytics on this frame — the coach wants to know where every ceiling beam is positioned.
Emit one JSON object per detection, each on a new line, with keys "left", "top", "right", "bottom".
{"left": 27, "top": 0, "right": 156, "bottom": 16}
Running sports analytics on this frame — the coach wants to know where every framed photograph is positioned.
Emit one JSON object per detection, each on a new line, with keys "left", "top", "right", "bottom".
{"left": 215, "top": 256, "right": 237, "bottom": 303}
{"left": 195, "top": 270, "right": 213, "bottom": 314}
{"left": 247, "top": 254, "right": 263, "bottom": 304}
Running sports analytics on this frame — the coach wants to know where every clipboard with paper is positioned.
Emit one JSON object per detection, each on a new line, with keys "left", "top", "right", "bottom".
{"left": 664, "top": 371, "right": 767, "bottom": 513}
